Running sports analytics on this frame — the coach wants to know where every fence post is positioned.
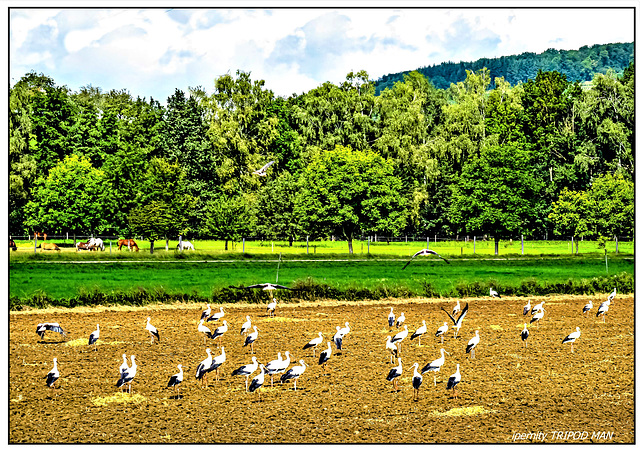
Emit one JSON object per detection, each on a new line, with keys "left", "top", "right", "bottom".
{"left": 473, "top": 236, "right": 476, "bottom": 254}
{"left": 243, "top": 238, "right": 245, "bottom": 253}
{"left": 271, "top": 241, "right": 274, "bottom": 252}
{"left": 571, "top": 236, "right": 574, "bottom": 255}
{"left": 615, "top": 236, "right": 618, "bottom": 254}
{"left": 427, "top": 237, "right": 429, "bottom": 250}
{"left": 521, "top": 235, "right": 524, "bottom": 255}
{"left": 367, "top": 236, "right": 370, "bottom": 254}
{"left": 306, "top": 236, "right": 309, "bottom": 254}
{"left": 110, "top": 241, "right": 112, "bottom": 254}
{"left": 165, "top": 237, "right": 169, "bottom": 251}
{"left": 435, "top": 234, "right": 437, "bottom": 243}
{"left": 34, "top": 236, "right": 37, "bottom": 254}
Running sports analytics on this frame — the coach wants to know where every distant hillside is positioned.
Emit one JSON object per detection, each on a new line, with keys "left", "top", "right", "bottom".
{"left": 375, "top": 42, "right": 634, "bottom": 93}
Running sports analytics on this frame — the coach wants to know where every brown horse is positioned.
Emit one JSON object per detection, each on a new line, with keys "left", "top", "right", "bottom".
{"left": 118, "top": 239, "right": 140, "bottom": 252}
{"left": 76, "top": 241, "right": 97, "bottom": 252}
{"left": 40, "top": 243, "right": 60, "bottom": 251}
{"left": 33, "top": 231, "right": 47, "bottom": 241}
{"left": 9, "top": 239, "right": 17, "bottom": 251}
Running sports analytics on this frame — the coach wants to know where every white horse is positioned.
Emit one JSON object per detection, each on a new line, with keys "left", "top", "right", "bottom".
{"left": 177, "top": 241, "right": 195, "bottom": 251}
{"left": 87, "top": 237, "right": 105, "bottom": 251}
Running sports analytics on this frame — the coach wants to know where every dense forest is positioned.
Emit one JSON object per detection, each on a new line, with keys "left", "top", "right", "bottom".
{"left": 9, "top": 54, "right": 635, "bottom": 253}
{"left": 375, "top": 42, "right": 634, "bottom": 92}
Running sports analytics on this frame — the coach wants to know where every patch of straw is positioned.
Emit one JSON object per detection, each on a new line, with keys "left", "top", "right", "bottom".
{"left": 489, "top": 325, "right": 502, "bottom": 331}
{"left": 65, "top": 338, "right": 126, "bottom": 347}
{"left": 91, "top": 393, "right": 146, "bottom": 406}
{"left": 430, "top": 406, "right": 494, "bottom": 417}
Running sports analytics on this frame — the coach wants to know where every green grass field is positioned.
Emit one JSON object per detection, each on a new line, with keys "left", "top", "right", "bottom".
{"left": 10, "top": 255, "right": 633, "bottom": 300}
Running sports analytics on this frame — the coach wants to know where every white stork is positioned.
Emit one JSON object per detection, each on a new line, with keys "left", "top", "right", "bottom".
{"left": 523, "top": 300, "right": 531, "bottom": 316}
{"left": 521, "top": 323, "right": 530, "bottom": 348}
{"left": 385, "top": 336, "right": 398, "bottom": 364}
{"left": 118, "top": 354, "right": 129, "bottom": 392}
{"left": 267, "top": 298, "right": 277, "bottom": 317}
{"left": 531, "top": 301, "right": 545, "bottom": 316}
{"left": 435, "top": 322, "right": 449, "bottom": 344}
{"left": 145, "top": 317, "right": 160, "bottom": 344}
{"left": 166, "top": 364, "right": 183, "bottom": 397}
{"left": 447, "top": 364, "right": 461, "bottom": 399}
{"left": 530, "top": 308, "right": 545, "bottom": 327}
{"left": 45, "top": 357, "right": 60, "bottom": 395}
{"left": 421, "top": 348, "right": 449, "bottom": 386}
{"left": 402, "top": 248, "right": 450, "bottom": 269}
{"left": 232, "top": 356, "right": 259, "bottom": 392}
{"left": 200, "top": 303, "right": 211, "bottom": 321}
{"left": 209, "top": 347, "right": 226, "bottom": 383}
{"left": 88, "top": 324, "right": 100, "bottom": 351}
{"left": 195, "top": 348, "right": 214, "bottom": 388}
{"left": 240, "top": 316, "right": 252, "bottom": 335}
{"left": 583, "top": 300, "right": 593, "bottom": 316}
{"left": 36, "top": 323, "right": 67, "bottom": 341}
{"left": 386, "top": 357, "right": 403, "bottom": 392}
{"left": 252, "top": 160, "right": 275, "bottom": 176}
{"left": 441, "top": 302, "right": 469, "bottom": 339}
{"left": 333, "top": 327, "right": 344, "bottom": 352}
{"left": 280, "top": 359, "right": 307, "bottom": 391}
{"left": 395, "top": 313, "right": 405, "bottom": 328}
{"left": 607, "top": 287, "right": 617, "bottom": 303}
{"left": 116, "top": 355, "right": 137, "bottom": 394}
{"left": 411, "top": 362, "right": 423, "bottom": 401}
{"left": 562, "top": 327, "right": 581, "bottom": 353}
{"left": 466, "top": 330, "right": 480, "bottom": 359}
{"left": 452, "top": 300, "right": 461, "bottom": 317}
{"left": 387, "top": 307, "right": 395, "bottom": 328}
{"left": 303, "top": 332, "right": 324, "bottom": 357}
{"left": 206, "top": 307, "right": 225, "bottom": 323}
{"left": 596, "top": 300, "right": 610, "bottom": 322}
{"left": 318, "top": 341, "right": 332, "bottom": 374}
{"left": 265, "top": 351, "right": 289, "bottom": 386}
{"left": 243, "top": 326, "right": 259, "bottom": 354}
{"left": 198, "top": 320, "right": 214, "bottom": 345}
{"left": 410, "top": 320, "right": 427, "bottom": 346}
{"left": 489, "top": 287, "right": 501, "bottom": 298}
{"left": 211, "top": 320, "right": 228, "bottom": 347}
{"left": 248, "top": 364, "right": 266, "bottom": 401}
{"left": 391, "top": 325, "right": 409, "bottom": 354}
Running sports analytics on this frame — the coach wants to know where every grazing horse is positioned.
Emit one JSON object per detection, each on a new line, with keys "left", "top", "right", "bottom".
{"left": 33, "top": 231, "right": 47, "bottom": 241}
{"left": 76, "top": 241, "right": 97, "bottom": 251}
{"left": 118, "top": 239, "right": 139, "bottom": 252}
{"left": 87, "top": 237, "right": 105, "bottom": 251}
{"left": 9, "top": 239, "right": 17, "bottom": 251}
{"left": 177, "top": 241, "right": 195, "bottom": 251}
{"left": 40, "top": 243, "right": 60, "bottom": 251}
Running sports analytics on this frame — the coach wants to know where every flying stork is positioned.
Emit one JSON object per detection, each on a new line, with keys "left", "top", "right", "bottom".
{"left": 441, "top": 302, "right": 469, "bottom": 339}
{"left": 402, "top": 248, "right": 450, "bottom": 269}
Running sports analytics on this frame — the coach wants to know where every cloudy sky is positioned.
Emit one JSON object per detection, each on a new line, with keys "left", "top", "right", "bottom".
{"left": 9, "top": 6, "right": 635, "bottom": 102}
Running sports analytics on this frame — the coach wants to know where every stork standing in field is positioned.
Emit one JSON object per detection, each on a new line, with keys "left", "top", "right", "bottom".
{"left": 88, "top": 324, "right": 100, "bottom": 351}
{"left": 333, "top": 327, "right": 344, "bottom": 352}
{"left": 211, "top": 320, "right": 228, "bottom": 348}
{"left": 198, "top": 320, "right": 214, "bottom": 345}
{"left": 521, "top": 324, "right": 530, "bottom": 348}
{"left": 391, "top": 325, "right": 409, "bottom": 354}
{"left": 318, "top": 341, "right": 332, "bottom": 374}
{"left": 421, "top": 348, "right": 449, "bottom": 386}
{"left": 402, "top": 248, "right": 450, "bottom": 269}
{"left": 209, "top": 347, "right": 226, "bottom": 383}
{"left": 36, "top": 323, "right": 67, "bottom": 341}
{"left": 116, "top": 355, "right": 137, "bottom": 394}
{"left": 435, "top": 322, "right": 449, "bottom": 344}
{"left": 386, "top": 357, "right": 403, "bottom": 392}
{"left": 387, "top": 308, "right": 395, "bottom": 328}
{"left": 607, "top": 287, "right": 617, "bottom": 303}
{"left": 596, "top": 300, "right": 610, "bottom": 322}
{"left": 118, "top": 354, "right": 129, "bottom": 392}
{"left": 200, "top": 304, "right": 211, "bottom": 321}
{"left": 385, "top": 336, "right": 398, "bottom": 364}
{"left": 411, "top": 362, "right": 423, "bottom": 401}
{"left": 452, "top": 300, "right": 461, "bottom": 317}
{"left": 45, "top": 357, "right": 60, "bottom": 395}
{"left": 410, "top": 320, "right": 427, "bottom": 346}
{"left": 531, "top": 301, "right": 545, "bottom": 316}
{"left": 447, "top": 364, "right": 461, "bottom": 399}
{"left": 145, "top": 317, "right": 160, "bottom": 344}
{"left": 243, "top": 326, "right": 259, "bottom": 354}
{"left": 166, "top": 364, "right": 183, "bottom": 397}
{"left": 561, "top": 327, "right": 581, "bottom": 353}
{"left": 582, "top": 300, "right": 593, "bottom": 316}
{"left": 303, "top": 332, "right": 324, "bottom": 357}
{"left": 441, "top": 302, "right": 469, "bottom": 339}
{"left": 265, "top": 351, "right": 290, "bottom": 386}
{"left": 280, "top": 359, "right": 307, "bottom": 391}
{"left": 267, "top": 298, "right": 277, "bottom": 317}
{"left": 523, "top": 300, "right": 531, "bottom": 316}
{"left": 206, "top": 307, "right": 225, "bottom": 323}
{"left": 195, "top": 348, "right": 214, "bottom": 388}
{"left": 466, "top": 330, "right": 480, "bottom": 359}
{"left": 248, "top": 364, "right": 266, "bottom": 401}
{"left": 489, "top": 287, "right": 501, "bottom": 298}
{"left": 530, "top": 308, "right": 545, "bottom": 327}
{"left": 232, "top": 356, "right": 259, "bottom": 392}
{"left": 395, "top": 313, "right": 405, "bottom": 328}
{"left": 240, "top": 316, "right": 252, "bottom": 336}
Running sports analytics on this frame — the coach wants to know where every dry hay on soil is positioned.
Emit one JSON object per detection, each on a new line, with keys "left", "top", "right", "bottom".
{"left": 9, "top": 294, "right": 634, "bottom": 443}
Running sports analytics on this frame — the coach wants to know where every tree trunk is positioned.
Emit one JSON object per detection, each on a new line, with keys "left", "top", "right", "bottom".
{"left": 150, "top": 240, "right": 155, "bottom": 255}
{"left": 289, "top": 237, "right": 293, "bottom": 247}
{"left": 494, "top": 237, "right": 499, "bottom": 256}
{"left": 224, "top": 239, "right": 228, "bottom": 251}
{"left": 348, "top": 237, "right": 354, "bottom": 254}
{"left": 575, "top": 238, "right": 579, "bottom": 255}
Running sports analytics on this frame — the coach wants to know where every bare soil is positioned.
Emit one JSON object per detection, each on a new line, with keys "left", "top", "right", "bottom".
{"left": 9, "top": 295, "right": 634, "bottom": 443}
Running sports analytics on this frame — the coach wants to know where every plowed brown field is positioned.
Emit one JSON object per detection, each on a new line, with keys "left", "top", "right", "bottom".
{"left": 9, "top": 295, "right": 634, "bottom": 444}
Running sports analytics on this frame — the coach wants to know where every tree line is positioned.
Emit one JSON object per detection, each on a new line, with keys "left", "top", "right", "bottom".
{"left": 9, "top": 63, "right": 634, "bottom": 254}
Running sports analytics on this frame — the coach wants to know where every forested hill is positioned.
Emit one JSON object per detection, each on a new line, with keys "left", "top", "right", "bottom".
{"left": 375, "top": 42, "right": 634, "bottom": 93}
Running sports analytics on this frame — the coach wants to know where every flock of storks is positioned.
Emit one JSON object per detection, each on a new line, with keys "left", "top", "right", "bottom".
{"left": 36, "top": 249, "right": 618, "bottom": 402}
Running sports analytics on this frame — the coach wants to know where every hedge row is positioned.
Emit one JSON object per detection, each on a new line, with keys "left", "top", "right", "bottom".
{"left": 9, "top": 272, "right": 633, "bottom": 311}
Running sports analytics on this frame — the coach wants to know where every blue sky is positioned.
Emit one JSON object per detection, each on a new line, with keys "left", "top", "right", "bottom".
{"left": 9, "top": 6, "right": 635, "bottom": 102}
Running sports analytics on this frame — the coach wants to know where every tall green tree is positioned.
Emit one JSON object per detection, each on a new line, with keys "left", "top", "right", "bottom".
{"left": 204, "top": 193, "right": 250, "bottom": 250}
{"left": 548, "top": 188, "right": 592, "bottom": 253}
{"left": 297, "top": 145, "right": 407, "bottom": 254}
{"left": 587, "top": 173, "right": 634, "bottom": 239}
{"left": 253, "top": 172, "right": 302, "bottom": 245}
